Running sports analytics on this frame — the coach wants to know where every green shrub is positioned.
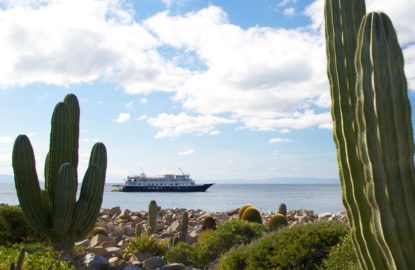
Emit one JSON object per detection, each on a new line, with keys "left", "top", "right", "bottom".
{"left": 319, "top": 234, "right": 361, "bottom": 270}
{"left": 124, "top": 235, "right": 168, "bottom": 256}
{"left": 165, "top": 242, "right": 196, "bottom": 266}
{"left": 217, "top": 221, "right": 349, "bottom": 270}
{"left": 166, "top": 219, "right": 264, "bottom": 268}
{"left": 0, "top": 243, "right": 75, "bottom": 270}
{"left": 0, "top": 204, "right": 44, "bottom": 245}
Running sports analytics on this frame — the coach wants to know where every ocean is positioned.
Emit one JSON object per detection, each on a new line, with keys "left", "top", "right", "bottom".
{"left": 0, "top": 182, "right": 344, "bottom": 214}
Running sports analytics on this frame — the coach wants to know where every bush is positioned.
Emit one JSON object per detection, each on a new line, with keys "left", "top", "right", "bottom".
{"left": 0, "top": 243, "right": 75, "bottom": 269}
{"left": 319, "top": 234, "right": 361, "bottom": 270}
{"left": 166, "top": 219, "right": 264, "bottom": 268}
{"left": 0, "top": 204, "right": 44, "bottom": 245}
{"left": 217, "top": 221, "right": 349, "bottom": 270}
{"left": 165, "top": 242, "right": 196, "bottom": 266}
{"left": 124, "top": 235, "right": 168, "bottom": 256}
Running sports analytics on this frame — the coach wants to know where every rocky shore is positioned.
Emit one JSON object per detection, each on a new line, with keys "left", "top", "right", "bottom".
{"left": 74, "top": 207, "right": 348, "bottom": 270}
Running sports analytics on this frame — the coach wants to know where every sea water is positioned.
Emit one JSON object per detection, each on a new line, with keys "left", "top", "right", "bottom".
{"left": 0, "top": 183, "right": 344, "bottom": 214}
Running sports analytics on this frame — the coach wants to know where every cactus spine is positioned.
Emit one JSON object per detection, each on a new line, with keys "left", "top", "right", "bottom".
{"left": 179, "top": 212, "right": 188, "bottom": 242}
{"left": 148, "top": 200, "right": 158, "bottom": 234}
{"left": 325, "top": 0, "right": 415, "bottom": 269}
{"left": 12, "top": 94, "right": 107, "bottom": 252}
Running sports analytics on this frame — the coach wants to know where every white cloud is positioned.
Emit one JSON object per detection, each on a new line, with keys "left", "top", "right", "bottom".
{"left": 116, "top": 113, "right": 130, "bottom": 123}
{"left": 280, "top": 129, "right": 291, "bottom": 134}
{"left": 147, "top": 112, "right": 235, "bottom": 138}
{"left": 125, "top": 101, "right": 134, "bottom": 110}
{"left": 269, "top": 137, "right": 292, "bottom": 143}
{"left": 283, "top": 7, "right": 295, "bottom": 16}
{"left": 209, "top": 130, "right": 220, "bottom": 136}
{"left": 137, "top": 114, "right": 147, "bottom": 121}
{"left": 0, "top": 136, "right": 13, "bottom": 144}
{"left": 178, "top": 149, "right": 195, "bottom": 155}
{"left": 140, "top": 98, "right": 147, "bottom": 104}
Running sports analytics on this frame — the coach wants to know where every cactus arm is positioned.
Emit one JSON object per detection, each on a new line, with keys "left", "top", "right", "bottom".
{"left": 76, "top": 165, "right": 105, "bottom": 239}
{"left": 355, "top": 12, "right": 415, "bottom": 268}
{"left": 70, "top": 199, "right": 88, "bottom": 236}
{"left": 12, "top": 135, "right": 50, "bottom": 234}
{"left": 46, "top": 102, "right": 73, "bottom": 198}
{"left": 63, "top": 94, "right": 80, "bottom": 169}
{"left": 89, "top": 143, "right": 107, "bottom": 182}
{"left": 51, "top": 163, "right": 77, "bottom": 233}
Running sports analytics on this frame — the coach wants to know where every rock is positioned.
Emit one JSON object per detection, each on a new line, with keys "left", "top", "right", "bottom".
{"left": 226, "top": 208, "right": 239, "bottom": 216}
{"left": 105, "top": 246, "right": 121, "bottom": 256}
{"left": 75, "top": 239, "right": 91, "bottom": 247}
{"left": 90, "top": 234, "right": 113, "bottom": 247}
{"left": 123, "top": 264, "right": 142, "bottom": 270}
{"left": 118, "top": 210, "right": 132, "bottom": 221}
{"left": 318, "top": 212, "right": 332, "bottom": 219}
{"left": 160, "top": 263, "right": 186, "bottom": 270}
{"left": 168, "top": 220, "right": 180, "bottom": 232}
{"left": 157, "top": 223, "right": 164, "bottom": 231}
{"left": 109, "top": 206, "right": 122, "bottom": 217}
{"left": 160, "top": 232, "right": 175, "bottom": 239}
{"left": 136, "top": 251, "right": 153, "bottom": 262}
{"left": 143, "top": 256, "right": 164, "bottom": 269}
{"left": 108, "top": 256, "right": 120, "bottom": 266}
{"left": 84, "top": 253, "right": 109, "bottom": 270}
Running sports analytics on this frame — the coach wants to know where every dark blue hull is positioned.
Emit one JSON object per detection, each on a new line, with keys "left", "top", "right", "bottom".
{"left": 121, "top": 183, "right": 214, "bottom": 192}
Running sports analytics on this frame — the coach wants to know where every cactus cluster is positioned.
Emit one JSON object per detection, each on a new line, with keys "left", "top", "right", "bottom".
{"left": 148, "top": 200, "right": 158, "bottom": 235}
{"left": 238, "top": 204, "right": 253, "bottom": 219}
{"left": 202, "top": 216, "right": 217, "bottom": 231}
{"left": 325, "top": 0, "right": 415, "bottom": 269}
{"left": 12, "top": 94, "right": 107, "bottom": 252}
{"left": 268, "top": 203, "right": 288, "bottom": 231}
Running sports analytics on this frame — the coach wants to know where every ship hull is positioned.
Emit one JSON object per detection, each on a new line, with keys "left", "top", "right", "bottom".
{"left": 121, "top": 183, "right": 214, "bottom": 192}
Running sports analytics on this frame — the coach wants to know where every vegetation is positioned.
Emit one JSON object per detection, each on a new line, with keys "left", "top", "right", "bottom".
{"left": 217, "top": 221, "right": 349, "bottom": 270}
{"left": 0, "top": 243, "right": 75, "bottom": 270}
{"left": 201, "top": 216, "right": 216, "bottom": 231}
{"left": 240, "top": 207, "right": 262, "bottom": 224}
{"left": 325, "top": 0, "right": 415, "bottom": 268}
{"left": 12, "top": 94, "right": 107, "bottom": 252}
{"left": 0, "top": 204, "right": 44, "bottom": 245}
{"left": 148, "top": 200, "right": 158, "bottom": 235}
{"left": 238, "top": 204, "right": 253, "bottom": 219}
{"left": 267, "top": 213, "right": 287, "bottom": 231}
{"left": 124, "top": 235, "right": 168, "bottom": 256}
{"left": 166, "top": 219, "right": 264, "bottom": 268}
{"left": 179, "top": 212, "right": 188, "bottom": 242}
{"left": 89, "top": 226, "right": 108, "bottom": 238}
{"left": 319, "top": 234, "right": 361, "bottom": 270}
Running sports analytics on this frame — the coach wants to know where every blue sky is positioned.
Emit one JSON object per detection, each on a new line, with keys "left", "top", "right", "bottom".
{"left": 0, "top": 0, "right": 414, "bottom": 182}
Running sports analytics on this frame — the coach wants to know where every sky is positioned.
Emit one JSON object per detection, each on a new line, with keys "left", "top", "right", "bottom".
{"left": 0, "top": 0, "right": 415, "bottom": 183}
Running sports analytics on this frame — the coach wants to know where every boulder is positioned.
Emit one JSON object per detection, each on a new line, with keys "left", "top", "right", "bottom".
{"left": 160, "top": 263, "right": 186, "bottom": 270}
{"left": 84, "top": 253, "right": 109, "bottom": 270}
{"left": 143, "top": 256, "right": 164, "bottom": 269}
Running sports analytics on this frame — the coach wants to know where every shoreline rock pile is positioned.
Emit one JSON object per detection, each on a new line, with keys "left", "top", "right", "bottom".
{"left": 75, "top": 207, "right": 348, "bottom": 270}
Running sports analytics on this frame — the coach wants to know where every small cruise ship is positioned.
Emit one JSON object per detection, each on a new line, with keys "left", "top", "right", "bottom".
{"left": 117, "top": 169, "right": 214, "bottom": 192}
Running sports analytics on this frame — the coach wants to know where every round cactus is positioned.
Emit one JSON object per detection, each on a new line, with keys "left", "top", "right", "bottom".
{"left": 202, "top": 216, "right": 217, "bottom": 231}
{"left": 278, "top": 203, "right": 287, "bottom": 216}
{"left": 268, "top": 213, "right": 288, "bottom": 231}
{"left": 238, "top": 204, "right": 254, "bottom": 219}
{"left": 241, "top": 207, "right": 262, "bottom": 224}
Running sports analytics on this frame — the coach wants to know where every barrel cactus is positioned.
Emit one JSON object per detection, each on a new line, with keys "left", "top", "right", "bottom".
{"left": 179, "top": 212, "right": 188, "bottom": 242}
{"left": 325, "top": 0, "right": 415, "bottom": 268}
{"left": 148, "top": 200, "right": 158, "bottom": 234}
{"left": 12, "top": 94, "right": 107, "bottom": 252}
{"left": 202, "top": 216, "right": 217, "bottom": 231}
{"left": 240, "top": 207, "right": 262, "bottom": 224}
{"left": 277, "top": 203, "right": 287, "bottom": 216}
{"left": 135, "top": 223, "right": 142, "bottom": 237}
{"left": 268, "top": 213, "right": 287, "bottom": 231}
{"left": 238, "top": 204, "right": 254, "bottom": 219}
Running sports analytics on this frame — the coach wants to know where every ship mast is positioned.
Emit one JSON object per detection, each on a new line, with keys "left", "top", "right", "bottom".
{"left": 178, "top": 167, "right": 185, "bottom": 175}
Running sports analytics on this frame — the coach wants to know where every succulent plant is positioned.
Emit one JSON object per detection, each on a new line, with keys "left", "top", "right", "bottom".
{"left": 277, "top": 203, "right": 287, "bottom": 217}
{"left": 268, "top": 213, "right": 287, "bottom": 231}
{"left": 179, "top": 212, "right": 188, "bottom": 242}
{"left": 12, "top": 94, "right": 107, "bottom": 252}
{"left": 238, "top": 204, "right": 254, "bottom": 219}
{"left": 325, "top": 0, "right": 415, "bottom": 268}
{"left": 135, "top": 223, "right": 142, "bottom": 238}
{"left": 202, "top": 216, "right": 217, "bottom": 231}
{"left": 148, "top": 200, "right": 158, "bottom": 235}
{"left": 90, "top": 226, "right": 108, "bottom": 238}
{"left": 240, "top": 207, "right": 262, "bottom": 224}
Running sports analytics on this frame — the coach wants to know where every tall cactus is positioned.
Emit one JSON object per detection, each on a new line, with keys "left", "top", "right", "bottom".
{"left": 179, "top": 212, "right": 188, "bottom": 242}
{"left": 325, "top": 0, "right": 415, "bottom": 269}
{"left": 148, "top": 200, "right": 158, "bottom": 235}
{"left": 12, "top": 94, "right": 107, "bottom": 252}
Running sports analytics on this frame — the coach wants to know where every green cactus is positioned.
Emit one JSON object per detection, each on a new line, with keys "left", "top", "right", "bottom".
{"left": 135, "top": 223, "right": 142, "bottom": 237}
{"left": 240, "top": 207, "right": 262, "bottom": 224}
{"left": 268, "top": 213, "right": 287, "bottom": 231}
{"left": 201, "top": 216, "right": 217, "bottom": 231}
{"left": 12, "top": 94, "right": 107, "bottom": 252}
{"left": 148, "top": 200, "right": 158, "bottom": 235}
{"left": 325, "top": 1, "right": 415, "bottom": 269}
{"left": 90, "top": 226, "right": 108, "bottom": 238}
{"left": 179, "top": 212, "right": 189, "bottom": 242}
{"left": 238, "top": 204, "right": 253, "bottom": 219}
{"left": 277, "top": 203, "right": 287, "bottom": 217}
